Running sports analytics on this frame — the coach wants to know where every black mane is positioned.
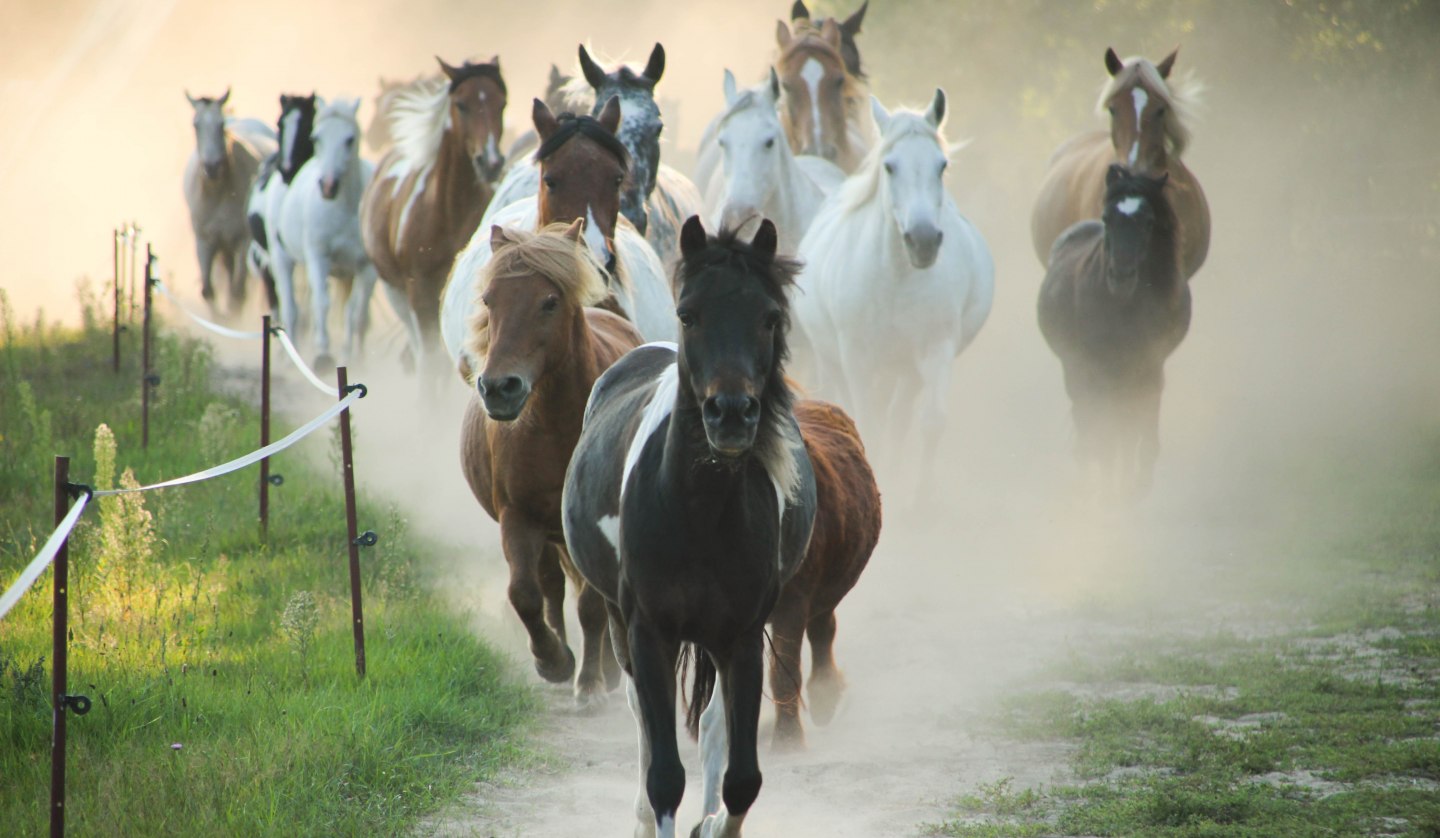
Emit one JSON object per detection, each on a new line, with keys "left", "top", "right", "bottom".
{"left": 533, "top": 112, "right": 629, "bottom": 168}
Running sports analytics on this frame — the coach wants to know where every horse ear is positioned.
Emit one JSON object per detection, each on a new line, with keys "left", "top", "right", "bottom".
{"left": 925, "top": 88, "right": 947, "bottom": 129}
{"left": 218, "top": 88, "right": 231, "bottom": 108}
{"left": 766, "top": 68, "right": 782, "bottom": 105}
{"left": 562, "top": 217, "right": 585, "bottom": 242}
{"left": 579, "top": 45, "right": 607, "bottom": 91}
{"left": 489, "top": 55, "right": 501, "bottom": 71}
{"left": 791, "top": 0, "right": 810, "bottom": 21}
{"left": 437, "top": 56, "right": 461, "bottom": 82}
{"left": 776, "top": 20, "right": 793, "bottom": 50}
{"left": 1104, "top": 48, "right": 1124, "bottom": 77}
{"left": 490, "top": 225, "right": 511, "bottom": 250}
{"left": 752, "top": 218, "right": 778, "bottom": 260}
{"left": 1105, "top": 163, "right": 1126, "bottom": 187}
{"left": 533, "top": 98, "right": 560, "bottom": 141}
{"left": 597, "top": 95, "right": 623, "bottom": 135}
{"left": 1156, "top": 46, "right": 1179, "bottom": 79}
{"left": 723, "top": 69, "right": 740, "bottom": 106}
{"left": 642, "top": 43, "right": 666, "bottom": 85}
{"left": 680, "top": 216, "right": 708, "bottom": 259}
{"left": 185, "top": 90, "right": 198, "bottom": 107}
{"left": 549, "top": 64, "right": 565, "bottom": 86}
{"left": 842, "top": 0, "right": 868, "bottom": 37}
{"left": 347, "top": 98, "right": 361, "bottom": 118}
{"left": 820, "top": 18, "right": 842, "bottom": 48}
{"left": 869, "top": 95, "right": 890, "bottom": 131}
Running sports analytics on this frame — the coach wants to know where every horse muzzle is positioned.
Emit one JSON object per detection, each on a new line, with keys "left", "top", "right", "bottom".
{"left": 702, "top": 393, "right": 761, "bottom": 456}
{"left": 473, "top": 153, "right": 505, "bottom": 183}
{"left": 478, "top": 374, "right": 531, "bottom": 421}
{"left": 903, "top": 225, "right": 944, "bottom": 270}
{"left": 202, "top": 161, "right": 224, "bottom": 180}
{"left": 318, "top": 178, "right": 340, "bottom": 200}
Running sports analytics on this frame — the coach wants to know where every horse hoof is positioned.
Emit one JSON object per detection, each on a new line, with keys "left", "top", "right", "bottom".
{"left": 807, "top": 675, "right": 846, "bottom": 726}
{"left": 534, "top": 645, "right": 576, "bottom": 684}
{"left": 770, "top": 724, "right": 806, "bottom": 753}
{"left": 312, "top": 353, "right": 336, "bottom": 375}
{"left": 201, "top": 285, "right": 216, "bottom": 302}
{"left": 400, "top": 347, "right": 415, "bottom": 375}
{"left": 574, "top": 682, "right": 609, "bottom": 715}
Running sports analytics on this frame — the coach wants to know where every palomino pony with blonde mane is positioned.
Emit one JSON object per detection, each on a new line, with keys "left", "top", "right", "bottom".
{"left": 360, "top": 57, "right": 507, "bottom": 380}
{"left": 460, "top": 220, "right": 643, "bottom": 708}
{"left": 795, "top": 90, "right": 994, "bottom": 502}
{"left": 1030, "top": 48, "right": 1210, "bottom": 279}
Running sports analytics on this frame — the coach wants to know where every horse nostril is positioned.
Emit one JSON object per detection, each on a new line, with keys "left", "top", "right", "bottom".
{"left": 936, "top": 231, "right": 944, "bottom": 247}
{"left": 741, "top": 397, "right": 761, "bottom": 425}
{"left": 702, "top": 397, "right": 724, "bottom": 424}
{"left": 903, "top": 232, "right": 915, "bottom": 248}
{"left": 497, "top": 376, "right": 522, "bottom": 396}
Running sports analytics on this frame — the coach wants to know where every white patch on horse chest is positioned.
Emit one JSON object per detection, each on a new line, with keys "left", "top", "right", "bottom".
{"left": 621, "top": 360, "right": 680, "bottom": 498}
{"left": 801, "top": 58, "right": 825, "bottom": 150}
{"left": 1116, "top": 196, "right": 1143, "bottom": 216}
{"left": 1129, "top": 87, "right": 1148, "bottom": 166}
{"left": 598, "top": 514, "right": 621, "bottom": 553}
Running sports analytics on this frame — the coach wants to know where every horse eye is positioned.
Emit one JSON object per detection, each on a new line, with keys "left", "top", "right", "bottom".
{"left": 764, "top": 312, "right": 782, "bottom": 330}
{"left": 542, "top": 296, "right": 560, "bottom": 313}
{"left": 543, "top": 177, "right": 558, "bottom": 190}
{"left": 884, "top": 162, "right": 895, "bottom": 175}
{"left": 457, "top": 102, "right": 470, "bottom": 114}
{"left": 764, "top": 138, "right": 775, "bottom": 150}
{"left": 614, "top": 175, "right": 624, "bottom": 187}
{"left": 677, "top": 310, "right": 696, "bottom": 329}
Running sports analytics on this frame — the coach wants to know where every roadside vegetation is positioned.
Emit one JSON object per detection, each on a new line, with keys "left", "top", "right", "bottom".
{"left": 0, "top": 288, "right": 534, "bottom": 835}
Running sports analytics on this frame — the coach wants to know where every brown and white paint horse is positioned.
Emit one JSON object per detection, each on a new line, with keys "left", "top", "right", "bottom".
{"left": 1030, "top": 48, "right": 1210, "bottom": 279}
{"left": 774, "top": 12, "right": 873, "bottom": 173}
{"left": 360, "top": 57, "right": 507, "bottom": 380}
{"left": 459, "top": 220, "right": 642, "bottom": 708}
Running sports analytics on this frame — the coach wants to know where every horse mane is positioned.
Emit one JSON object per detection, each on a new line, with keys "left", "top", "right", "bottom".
{"left": 675, "top": 225, "right": 804, "bottom": 501}
{"left": 791, "top": 17, "right": 865, "bottom": 78}
{"left": 533, "top": 113, "right": 630, "bottom": 168}
{"left": 385, "top": 75, "right": 450, "bottom": 176}
{"left": 465, "top": 223, "right": 611, "bottom": 361}
{"left": 1095, "top": 57, "right": 1204, "bottom": 158}
{"left": 837, "top": 108, "right": 946, "bottom": 213}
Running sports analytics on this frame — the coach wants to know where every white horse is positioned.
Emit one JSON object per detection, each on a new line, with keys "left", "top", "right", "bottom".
{"left": 705, "top": 68, "right": 845, "bottom": 255}
{"left": 794, "top": 89, "right": 994, "bottom": 499}
{"left": 273, "top": 98, "right": 379, "bottom": 368}
{"left": 440, "top": 195, "right": 673, "bottom": 381}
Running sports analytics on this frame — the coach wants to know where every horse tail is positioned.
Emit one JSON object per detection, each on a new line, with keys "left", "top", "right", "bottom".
{"left": 678, "top": 643, "right": 716, "bottom": 741}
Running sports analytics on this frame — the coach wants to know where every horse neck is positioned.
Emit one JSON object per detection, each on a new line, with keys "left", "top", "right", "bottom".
{"left": 773, "top": 148, "right": 825, "bottom": 223}
{"left": 434, "top": 127, "right": 486, "bottom": 215}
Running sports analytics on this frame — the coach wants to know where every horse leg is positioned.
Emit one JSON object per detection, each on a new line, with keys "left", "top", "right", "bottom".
{"left": 805, "top": 609, "right": 846, "bottom": 726}
{"left": 768, "top": 590, "right": 808, "bottom": 751}
{"left": 626, "top": 676, "right": 658, "bottom": 838}
{"left": 344, "top": 265, "right": 378, "bottom": 363}
{"left": 574, "top": 580, "right": 613, "bottom": 712}
{"left": 305, "top": 250, "right": 335, "bottom": 371}
{"left": 499, "top": 512, "right": 574, "bottom": 684}
{"left": 271, "top": 247, "right": 300, "bottom": 338}
{"left": 227, "top": 244, "right": 248, "bottom": 313}
{"left": 602, "top": 618, "right": 624, "bottom": 690}
{"left": 697, "top": 632, "right": 766, "bottom": 838}
{"left": 537, "top": 544, "right": 568, "bottom": 644}
{"left": 196, "top": 238, "right": 217, "bottom": 305}
{"left": 913, "top": 342, "right": 957, "bottom": 504}
{"left": 380, "top": 281, "right": 421, "bottom": 374}
{"left": 629, "top": 620, "right": 684, "bottom": 838}
{"left": 698, "top": 681, "right": 727, "bottom": 821}
{"left": 1133, "top": 371, "right": 1164, "bottom": 498}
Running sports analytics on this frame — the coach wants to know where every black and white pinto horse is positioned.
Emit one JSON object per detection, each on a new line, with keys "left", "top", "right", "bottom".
{"left": 563, "top": 218, "right": 816, "bottom": 838}
{"left": 247, "top": 93, "right": 319, "bottom": 308}
{"left": 486, "top": 44, "right": 703, "bottom": 268}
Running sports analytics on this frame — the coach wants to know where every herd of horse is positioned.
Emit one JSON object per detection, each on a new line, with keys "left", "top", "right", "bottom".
{"left": 178, "top": 2, "right": 1209, "bottom": 833}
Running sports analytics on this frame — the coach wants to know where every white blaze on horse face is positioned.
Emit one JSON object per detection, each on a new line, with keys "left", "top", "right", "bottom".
{"left": 800, "top": 57, "right": 825, "bottom": 153}
{"left": 1129, "top": 87, "right": 1148, "bottom": 166}
{"left": 1116, "top": 196, "right": 1143, "bottom": 216}
{"left": 484, "top": 132, "right": 501, "bottom": 169}
{"left": 621, "top": 358, "right": 680, "bottom": 498}
{"left": 584, "top": 205, "right": 610, "bottom": 264}
{"left": 280, "top": 108, "right": 302, "bottom": 172}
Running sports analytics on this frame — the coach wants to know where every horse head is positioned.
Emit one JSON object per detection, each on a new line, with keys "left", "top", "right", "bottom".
{"left": 277, "top": 93, "right": 318, "bottom": 184}
{"left": 775, "top": 17, "right": 853, "bottom": 164}
{"left": 472, "top": 219, "right": 609, "bottom": 420}
{"left": 187, "top": 89, "right": 230, "bottom": 181}
{"left": 533, "top": 96, "right": 628, "bottom": 274}
{"left": 1100, "top": 47, "right": 1187, "bottom": 176}
{"left": 577, "top": 43, "right": 666, "bottom": 237}
{"left": 790, "top": 0, "right": 868, "bottom": 78}
{"left": 311, "top": 99, "right": 362, "bottom": 201}
{"left": 675, "top": 216, "right": 796, "bottom": 458}
{"left": 714, "top": 69, "right": 787, "bottom": 233}
{"left": 870, "top": 90, "right": 951, "bottom": 269}
{"left": 438, "top": 56, "right": 508, "bottom": 182}
{"left": 1101, "top": 164, "right": 1171, "bottom": 298}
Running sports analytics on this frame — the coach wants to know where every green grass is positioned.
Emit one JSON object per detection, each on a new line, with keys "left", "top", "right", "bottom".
{"left": 930, "top": 428, "right": 1440, "bottom": 836}
{"left": 0, "top": 288, "right": 535, "bottom": 835}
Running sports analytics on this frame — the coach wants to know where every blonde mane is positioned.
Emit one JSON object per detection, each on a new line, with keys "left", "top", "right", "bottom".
{"left": 465, "top": 224, "right": 611, "bottom": 362}
{"left": 385, "top": 75, "right": 449, "bottom": 177}
{"left": 837, "top": 108, "right": 946, "bottom": 213}
{"left": 1095, "top": 57, "right": 1203, "bottom": 157}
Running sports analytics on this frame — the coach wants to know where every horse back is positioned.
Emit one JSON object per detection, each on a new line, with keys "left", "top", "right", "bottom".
{"left": 1030, "top": 131, "right": 1112, "bottom": 268}
{"left": 788, "top": 400, "right": 880, "bottom": 612}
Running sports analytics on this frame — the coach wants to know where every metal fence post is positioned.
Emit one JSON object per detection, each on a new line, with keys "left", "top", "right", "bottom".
{"left": 112, "top": 229, "right": 120, "bottom": 374}
{"left": 141, "top": 245, "right": 154, "bottom": 449}
{"left": 259, "top": 316, "right": 272, "bottom": 541}
{"left": 50, "top": 456, "right": 70, "bottom": 838}
{"left": 336, "top": 366, "right": 367, "bottom": 678}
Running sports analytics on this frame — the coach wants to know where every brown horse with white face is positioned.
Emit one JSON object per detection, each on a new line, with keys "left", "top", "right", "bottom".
{"left": 774, "top": 15, "right": 872, "bottom": 173}
{"left": 360, "top": 56, "right": 507, "bottom": 382}
{"left": 1030, "top": 48, "right": 1210, "bottom": 279}
{"left": 459, "top": 220, "right": 643, "bottom": 708}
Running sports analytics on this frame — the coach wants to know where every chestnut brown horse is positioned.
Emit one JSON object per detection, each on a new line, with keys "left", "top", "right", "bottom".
{"left": 769, "top": 399, "right": 881, "bottom": 748}
{"left": 361, "top": 56, "right": 507, "bottom": 380}
{"left": 1030, "top": 47, "right": 1210, "bottom": 279}
{"left": 789, "top": 0, "right": 868, "bottom": 79}
{"left": 459, "top": 220, "right": 643, "bottom": 708}
{"left": 774, "top": 12, "right": 873, "bottom": 172}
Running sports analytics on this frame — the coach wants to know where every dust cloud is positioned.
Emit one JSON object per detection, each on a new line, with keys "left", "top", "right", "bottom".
{"left": 6, "top": 1, "right": 1440, "bottom": 835}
